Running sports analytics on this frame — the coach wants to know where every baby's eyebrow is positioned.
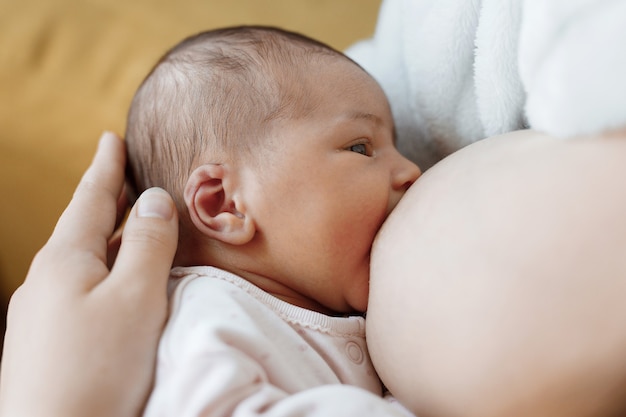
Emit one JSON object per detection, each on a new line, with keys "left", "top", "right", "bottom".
{"left": 348, "top": 111, "right": 383, "bottom": 126}
{"left": 347, "top": 111, "right": 396, "bottom": 146}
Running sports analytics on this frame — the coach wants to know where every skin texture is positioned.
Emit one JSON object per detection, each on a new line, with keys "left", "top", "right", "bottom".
{"left": 183, "top": 57, "right": 421, "bottom": 314}
{"left": 0, "top": 132, "right": 179, "bottom": 417}
{"left": 367, "top": 129, "right": 626, "bottom": 417}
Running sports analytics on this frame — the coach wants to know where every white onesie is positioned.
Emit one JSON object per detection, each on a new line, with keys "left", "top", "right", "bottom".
{"left": 143, "top": 266, "right": 414, "bottom": 417}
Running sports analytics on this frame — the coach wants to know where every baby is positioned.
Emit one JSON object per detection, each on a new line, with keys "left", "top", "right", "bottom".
{"left": 125, "top": 26, "right": 420, "bottom": 416}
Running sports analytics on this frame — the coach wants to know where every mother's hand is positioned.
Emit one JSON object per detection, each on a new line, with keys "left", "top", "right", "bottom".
{"left": 0, "top": 132, "right": 178, "bottom": 417}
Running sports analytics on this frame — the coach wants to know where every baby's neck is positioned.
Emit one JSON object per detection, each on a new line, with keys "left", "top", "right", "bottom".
{"left": 175, "top": 235, "right": 339, "bottom": 316}
{"left": 230, "top": 266, "right": 339, "bottom": 315}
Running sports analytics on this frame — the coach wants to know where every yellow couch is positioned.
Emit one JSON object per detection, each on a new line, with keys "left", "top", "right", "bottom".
{"left": 0, "top": 0, "right": 381, "bottom": 314}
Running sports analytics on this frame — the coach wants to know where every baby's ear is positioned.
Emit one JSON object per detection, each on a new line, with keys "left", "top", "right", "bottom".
{"left": 183, "top": 164, "right": 255, "bottom": 245}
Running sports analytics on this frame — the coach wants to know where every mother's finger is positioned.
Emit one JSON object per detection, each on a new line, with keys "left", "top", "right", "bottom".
{"left": 51, "top": 132, "right": 126, "bottom": 259}
{"left": 115, "top": 183, "right": 130, "bottom": 230}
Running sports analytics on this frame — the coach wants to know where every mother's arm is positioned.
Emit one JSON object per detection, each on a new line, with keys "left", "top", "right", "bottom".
{"left": 368, "top": 129, "right": 626, "bottom": 417}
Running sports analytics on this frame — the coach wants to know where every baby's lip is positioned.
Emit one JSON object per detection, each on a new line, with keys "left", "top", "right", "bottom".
{"left": 387, "top": 190, "right": 408, "bottom": 217}
{"left": 386, "top": 201, "right": 399, "bottom": 218}
{"left": 382, "top": 205, "right": 395, "bottom": 223}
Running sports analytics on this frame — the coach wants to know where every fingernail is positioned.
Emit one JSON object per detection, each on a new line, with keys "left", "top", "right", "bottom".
{"left": 98, "top": 131, "right": 119, "bottom": 148}
{"left": 136, "top": 188, "right": 174, "bottom": 220}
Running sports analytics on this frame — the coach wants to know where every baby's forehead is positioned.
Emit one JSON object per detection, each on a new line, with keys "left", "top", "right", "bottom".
{"left": 257, "top": 52, "right": 351, "bottom": 109}
{"left": 266, "top": 51, "right": 362, "bottom": 91}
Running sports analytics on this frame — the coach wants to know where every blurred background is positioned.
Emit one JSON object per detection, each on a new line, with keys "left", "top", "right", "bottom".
{"left": 0, "top": 0, "right": 382, "bottom": 337}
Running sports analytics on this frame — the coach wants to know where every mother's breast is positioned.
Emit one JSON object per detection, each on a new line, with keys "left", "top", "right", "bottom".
{"left": 368, "top": 129, "right": 626, "bottom": 417}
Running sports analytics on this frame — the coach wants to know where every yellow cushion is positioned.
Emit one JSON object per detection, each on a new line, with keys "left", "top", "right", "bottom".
{"left": 0, "top": 0, "right": 381, "bottom": 303}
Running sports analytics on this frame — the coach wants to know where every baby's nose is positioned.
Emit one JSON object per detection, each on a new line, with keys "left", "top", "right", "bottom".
{"left": 392, "top": 156, "right": 421, "bottom": 192}
{"left": 388, "top": 156, "right": 421, "bottom": 214}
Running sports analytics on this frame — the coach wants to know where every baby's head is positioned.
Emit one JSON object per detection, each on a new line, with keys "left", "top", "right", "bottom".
{"left": 126, "top": 26, "right": 337, "bottom": 210}
{"left": 126, "top": 26, "right": 420, "bottom": 314}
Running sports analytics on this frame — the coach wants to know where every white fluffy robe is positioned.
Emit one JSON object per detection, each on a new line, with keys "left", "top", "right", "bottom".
{"left": 347, "top": 0, "right": 626, "bottom": 169}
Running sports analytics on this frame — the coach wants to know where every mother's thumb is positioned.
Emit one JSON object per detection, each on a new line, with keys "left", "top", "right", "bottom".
{"left": 110, "top": 187, "right": 179, "bottom": 292}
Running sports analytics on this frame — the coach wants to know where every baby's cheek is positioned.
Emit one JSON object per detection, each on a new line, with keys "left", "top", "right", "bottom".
{"left": 332, "top": 211, "right": 379, "bottom": 257}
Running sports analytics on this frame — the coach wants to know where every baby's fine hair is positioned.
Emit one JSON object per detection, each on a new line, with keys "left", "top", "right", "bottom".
{"left": 125, "top": 25, "right": 351, "bottom": 211}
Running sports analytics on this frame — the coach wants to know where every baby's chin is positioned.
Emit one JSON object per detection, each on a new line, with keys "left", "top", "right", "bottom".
{"left": 346, "top": 272, "right": 370, "bottom": 314}
{"left": 324, "top": 255, "right": 371, "bottom": 315}
{"left": 322, "top": 279, "right": 369, "bottom": 316}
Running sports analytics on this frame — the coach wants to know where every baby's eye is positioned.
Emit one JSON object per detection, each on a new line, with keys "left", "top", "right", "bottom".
{"left": 348, "top": 143, "right": 371, "bottom": 156}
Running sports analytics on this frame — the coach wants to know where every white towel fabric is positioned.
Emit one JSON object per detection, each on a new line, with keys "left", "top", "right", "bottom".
{"left": 347, "top": 0, "right": 626, "bottom": 169}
